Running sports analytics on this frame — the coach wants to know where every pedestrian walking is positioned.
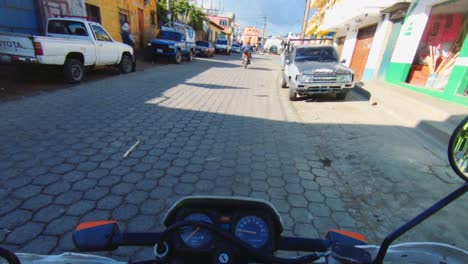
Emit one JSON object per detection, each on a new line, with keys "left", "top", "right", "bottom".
{"left": 121, "top": 23, "right": 135, "bottom": 48}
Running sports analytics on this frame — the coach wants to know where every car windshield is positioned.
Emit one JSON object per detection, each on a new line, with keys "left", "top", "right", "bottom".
{"left": 294, "top": 47, "right": 338, "bottom": 62}
{"left": 157, "top": 30, "right": 181, "bottom": 41}
{"left": 216, "top": 39, "right": 228, "bottom": 44}
{"left": 196, "top": 41, "right": 208, "bottom": 47}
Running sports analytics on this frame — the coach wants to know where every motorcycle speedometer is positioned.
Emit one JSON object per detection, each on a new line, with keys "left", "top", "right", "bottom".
{"left": 179, "top": 213, "right": 213, "bottom": 248}
{"left": 235, "top": 215, "right": 269, "bottom": 248}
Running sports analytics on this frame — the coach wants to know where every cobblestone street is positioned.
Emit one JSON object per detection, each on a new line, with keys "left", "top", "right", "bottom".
{"left": 0, "top": 54, "right": 466, "bottom": 261}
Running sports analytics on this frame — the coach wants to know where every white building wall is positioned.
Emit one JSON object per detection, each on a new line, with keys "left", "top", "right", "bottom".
{"left": 390, "top": 0, "right": 438, "bottom": 63}
{"left": 362, "top": 14, "right": 393, "bottom": 80}
{"left": 340, "top": 27, "right": 358, "bottom": 67}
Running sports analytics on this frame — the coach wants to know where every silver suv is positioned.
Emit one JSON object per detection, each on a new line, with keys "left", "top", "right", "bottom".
{"left": 280, "top": 44, "right": 354, "bottom": 101}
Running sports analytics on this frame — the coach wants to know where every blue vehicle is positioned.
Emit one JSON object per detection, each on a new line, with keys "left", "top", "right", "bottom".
{"left": 146, "top": 23, "right": 196, "bottom": 64}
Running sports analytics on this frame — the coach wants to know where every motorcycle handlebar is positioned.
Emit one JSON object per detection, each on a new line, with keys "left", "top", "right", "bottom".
{"left": 116, "top": 232, "right": 331, "bottom": 252}
{"left": 117, "top": 232, "right": 162, "bottom": 247}
{"left": 74, "top": 221, "right": 331, "bottom": 253}
{"left": 277, "top": 236, "right": 331, "bottom": 252}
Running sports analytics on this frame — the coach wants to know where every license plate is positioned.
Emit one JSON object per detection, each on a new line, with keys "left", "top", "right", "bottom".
{"left": 0, "top": 55, "right": 12, "bottom": 63}
{"left": 156, "top": 49, "right": 163, "bottom": 53}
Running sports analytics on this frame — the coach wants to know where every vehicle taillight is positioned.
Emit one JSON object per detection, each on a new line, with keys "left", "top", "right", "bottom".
{"left": 33, "top": 41, "right": 43, "bottom": 56}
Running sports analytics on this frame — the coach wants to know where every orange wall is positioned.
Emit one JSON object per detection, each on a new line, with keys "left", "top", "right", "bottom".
{"left": 242, "top": 27, "right": 259, "bottom": 45}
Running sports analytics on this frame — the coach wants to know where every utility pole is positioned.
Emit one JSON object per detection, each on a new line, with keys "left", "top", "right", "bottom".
{"left": 262, "top": 15, "right": 267, "bottom": 44}
{"left": 301, "top": 0, "right": 312, "bottom": 38}
{"left": 167, "top": 0, "right": 172, "bottom": 22}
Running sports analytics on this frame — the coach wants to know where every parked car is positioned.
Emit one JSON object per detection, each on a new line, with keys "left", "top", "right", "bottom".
{"left": 195, "top": 40, "right": 214, "bottom": 57}
{"left": 231, "top": 43, "right": 241, "bottom": 53}
{"left": 215, "top": 38, "right": 231, "bottom": 55}
{"left": 280, "top": 44, "right": 354, "bottom": 101}
{"left": 269, "top": 45, "right": 278, "bottom": 55}
{"left": 0, "top": 18, "right": 135, "bottom": 83}
{"left": 146, "top": 22, "right": 196, "bottom": 64}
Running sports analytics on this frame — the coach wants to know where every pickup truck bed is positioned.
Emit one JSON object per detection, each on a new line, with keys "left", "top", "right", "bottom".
{"left": 0, "top": 18, "right": 135, "bottom": 83}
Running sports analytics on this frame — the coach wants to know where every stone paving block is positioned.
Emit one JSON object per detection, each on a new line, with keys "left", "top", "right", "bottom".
{"left": 125, "top": 191, "right": 149, "bottom": 205}
{"left": 112, "top": 204, "right": 139, "bottom": 221}
{"left": 44, "top": 216, "right": 78, "bottom": 235}
{"left": 21, "top": 194, "right": 53, "bottom": 210}
{"left": 21, "top": 235, "right": 57, "bottom": 254}
{"left": 67, "top": 200, "right": 96, "bottom": 216}
{"left": 0, "top": 210, "right": 32, "bottom": 229}
{"left": 97, "top": 195, "right": 123, "bottom": 210}
{"left": 6, "top": 222, "right": 44, "bottom": 244}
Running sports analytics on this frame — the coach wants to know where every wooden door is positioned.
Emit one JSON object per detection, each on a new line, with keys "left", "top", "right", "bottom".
{"left": 138, "top": 9, "right": 144, "bottom": 49}
{"left": 350, "top": 25, "right": 377, "bottom": 81}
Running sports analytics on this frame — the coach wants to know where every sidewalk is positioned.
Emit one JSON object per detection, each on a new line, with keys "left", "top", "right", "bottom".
{"left": 354, "top": 80, "right": 468, "bottom": 149}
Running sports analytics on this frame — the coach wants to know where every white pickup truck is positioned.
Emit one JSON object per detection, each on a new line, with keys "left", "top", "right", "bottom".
{"left": 0, "top": 18, "right": 135, "bottom": 83}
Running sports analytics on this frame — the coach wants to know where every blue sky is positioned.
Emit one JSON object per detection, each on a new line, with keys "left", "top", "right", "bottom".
{"left": 194, "top": 0, "right": 313, "bottom": 36}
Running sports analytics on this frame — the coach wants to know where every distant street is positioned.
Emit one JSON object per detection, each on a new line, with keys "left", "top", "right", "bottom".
{"left": 0, "top": 54, "right": 466, "bottom": 261}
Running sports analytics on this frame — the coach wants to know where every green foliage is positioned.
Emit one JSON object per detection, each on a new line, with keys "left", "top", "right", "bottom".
{"left": 157, "top": 0, "right": 207, "bottom": 31}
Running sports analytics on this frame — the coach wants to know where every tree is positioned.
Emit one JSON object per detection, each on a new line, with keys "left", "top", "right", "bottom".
{"left": 157, "top": 0, "right": 207, "bottom": 31}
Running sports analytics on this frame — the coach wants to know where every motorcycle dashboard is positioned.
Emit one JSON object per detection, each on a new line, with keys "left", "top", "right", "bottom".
{"left": 163, "top": 196, "right": 283, "bottom": 254}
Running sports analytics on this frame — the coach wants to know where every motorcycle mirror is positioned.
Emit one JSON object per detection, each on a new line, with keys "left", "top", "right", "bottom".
{"left": 448, "top": 116, "right": 468, "bottom": 182}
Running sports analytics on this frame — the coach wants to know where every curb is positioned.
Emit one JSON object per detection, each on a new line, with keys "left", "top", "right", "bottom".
{"left": 353, "top": 82, "right": 455, "bottom": 150}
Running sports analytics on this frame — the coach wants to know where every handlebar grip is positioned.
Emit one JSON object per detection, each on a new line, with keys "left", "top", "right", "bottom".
{"left": 277, "top": 236, "right": 331, "bottom": 252}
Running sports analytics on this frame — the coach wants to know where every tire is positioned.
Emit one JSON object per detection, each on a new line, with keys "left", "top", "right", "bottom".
{"left": 119, "top": 54, "right": 133, "bottom": 74}
{"left": 280, "top": 73, "right": 288, "bottom": 88}
{"left": 63, "top": 58, "right": 84, "bottom": 83}
{"left": 336, "top": 92, "right": 347, "bottom": 100}
{"left": 186, "top": 51, "right": 193, "bottom": 62}
{"left": 174, "top": 51, "right": 182, "bottom": 64}
{"left": 288, "top": 80, "right": 297, "bottom": 101}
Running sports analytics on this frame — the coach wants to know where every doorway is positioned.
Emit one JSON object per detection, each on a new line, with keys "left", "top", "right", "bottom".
{"left": 350, "top": 25, "right": 377, "bottom": 81}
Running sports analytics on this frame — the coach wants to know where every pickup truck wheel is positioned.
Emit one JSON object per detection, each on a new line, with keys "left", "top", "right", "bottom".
{"left": 174, "top": 51, "right": 182, "bottom": 64}
{"left": 336, "top": 92, "right": 347, "bottom": 100}
{"left": 120, "top": 54, "right": 133, "bottom": 74}
{"left": 186, "top": 51, "right": 193, "bottom": 62}
{"left": 288, "top": 81, "right": 297, "bottom": 101}
{"left": 64, "top": 58, "right": 84, "bottom": 83}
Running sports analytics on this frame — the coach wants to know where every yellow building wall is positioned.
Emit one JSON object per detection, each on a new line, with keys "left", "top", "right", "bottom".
{"left": 208, "top": 25, "right": 223, "bottom": 43}
{"left": 85, "top": 0, "right": 158, "bottom": 48}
